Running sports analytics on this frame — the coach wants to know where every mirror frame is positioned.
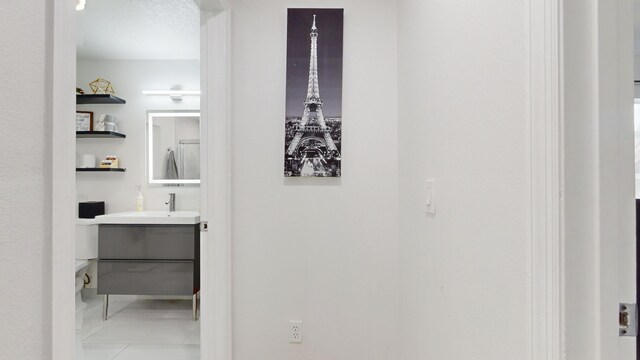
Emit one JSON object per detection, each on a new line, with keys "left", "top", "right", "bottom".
{"left": 147, "top": 111, "right": 201, "bottom": 185}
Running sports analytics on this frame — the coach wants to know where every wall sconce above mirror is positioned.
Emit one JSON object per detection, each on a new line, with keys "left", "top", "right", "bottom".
{"left": 143, "top": 90, "right": 201, "bottom": 102}
{"left": 147, "top": 111, "right": 200, "bottom": 185}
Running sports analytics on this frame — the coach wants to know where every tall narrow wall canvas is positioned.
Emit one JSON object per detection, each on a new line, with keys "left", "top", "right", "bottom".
{"left": 284, "top": 8, "right": 344, "bottom": 177}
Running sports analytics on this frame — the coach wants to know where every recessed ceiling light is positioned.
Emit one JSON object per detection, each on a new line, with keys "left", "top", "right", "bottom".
{"left": 76, "top": 0, "right": 86, "bottom": 11}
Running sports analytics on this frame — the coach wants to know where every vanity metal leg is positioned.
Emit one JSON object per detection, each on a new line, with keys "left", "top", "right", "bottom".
{"left": 192, "top": 293, "right": 198, "bottom": 321}
{"left": 103, "top": 294, "right": 109, "bottom": 321}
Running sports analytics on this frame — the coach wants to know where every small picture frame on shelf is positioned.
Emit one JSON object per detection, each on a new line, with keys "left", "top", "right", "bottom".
{"left": 76, "top": 111, "right": 93, "bottom": 131}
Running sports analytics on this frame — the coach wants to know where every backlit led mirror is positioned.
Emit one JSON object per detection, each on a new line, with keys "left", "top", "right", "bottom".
{"left": 147, "top": 111, "right": 200, "bottom": 185}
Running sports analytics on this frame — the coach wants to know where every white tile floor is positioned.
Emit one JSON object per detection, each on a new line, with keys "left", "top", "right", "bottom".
{"left": 77, "top": 296, "right": 199, "bottom": 360}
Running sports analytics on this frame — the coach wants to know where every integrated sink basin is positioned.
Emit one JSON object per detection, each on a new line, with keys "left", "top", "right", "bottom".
{"left": 95, "top": 211, "right": 200, "bottom": 225}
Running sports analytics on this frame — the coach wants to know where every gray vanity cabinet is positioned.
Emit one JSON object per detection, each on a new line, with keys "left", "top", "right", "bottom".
{"left": 97, "top": 224, "right": 200, "bottom": 296}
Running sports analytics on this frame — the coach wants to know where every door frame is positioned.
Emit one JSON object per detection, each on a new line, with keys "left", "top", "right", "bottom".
{"left": 50, "top": 0, "right": 77, "bottom": 358}
{"left": 49, "top": 1, "right": 233, "bottom": 359}
{"left": 199, "top": 4, "right": 233, "bottom": 360}
{"left": 531, "top": 0, "right": 636, "bottom": 359}
{"left": 529, "top": 0, "right": 563, "bottom": 358}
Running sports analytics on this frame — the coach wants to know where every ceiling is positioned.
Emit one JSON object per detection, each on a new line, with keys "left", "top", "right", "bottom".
{"left": 78, "top": 1, "right": 640, "bottom": 58}
{"left": 76, "top": 0, "right": 200, "bottom": 60}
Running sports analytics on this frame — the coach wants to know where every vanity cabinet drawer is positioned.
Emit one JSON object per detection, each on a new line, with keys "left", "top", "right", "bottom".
{"left": 97, "top": 260, "right": 195, "bottom": 295}
{"left": 99, "top": 224, "right": 198, "bottom": 260}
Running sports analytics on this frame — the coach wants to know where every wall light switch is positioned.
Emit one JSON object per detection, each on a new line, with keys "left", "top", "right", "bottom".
{"left": 425, "top": 179, "right": 435, "bottom": 215}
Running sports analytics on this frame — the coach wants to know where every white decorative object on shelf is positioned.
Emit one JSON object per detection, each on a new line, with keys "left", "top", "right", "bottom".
{"left": 96, "top": 114, "right": 117, "bottom": 132}
{"left": 82, "top": 154, "right": 96, "bottom": 168}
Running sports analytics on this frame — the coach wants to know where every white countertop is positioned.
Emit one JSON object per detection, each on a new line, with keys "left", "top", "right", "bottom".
{"left": 94, "top": 211, "right": 200, "bottom": 225}
{"left": 76, "top": 218, "right": 98, "bottom": 225}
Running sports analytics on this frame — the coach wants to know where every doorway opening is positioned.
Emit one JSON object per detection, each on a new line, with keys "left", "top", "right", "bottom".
{"left": 52, "top": 1, "right": 231, "bottom": 359}
{"left": 74, "top": 1, "right": 201, "bottom": 359}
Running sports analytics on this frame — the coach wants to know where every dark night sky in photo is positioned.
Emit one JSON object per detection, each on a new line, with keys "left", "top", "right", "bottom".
{"left": 286, "top": 8, "right": 343, "bottom": 117}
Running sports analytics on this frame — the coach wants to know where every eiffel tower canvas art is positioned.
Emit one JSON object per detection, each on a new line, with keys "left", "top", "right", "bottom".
{"left": 284, "top": 9, "right": 344, "bottom": 177}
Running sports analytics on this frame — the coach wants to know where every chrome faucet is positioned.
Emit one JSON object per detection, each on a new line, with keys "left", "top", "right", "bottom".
{"left": 166, "top": 193, "right": 176, "bottom": 212}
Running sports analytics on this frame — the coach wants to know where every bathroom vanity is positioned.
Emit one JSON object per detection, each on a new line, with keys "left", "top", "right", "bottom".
{"left": 95, "top": 211, "right": 200, "bottom": 320}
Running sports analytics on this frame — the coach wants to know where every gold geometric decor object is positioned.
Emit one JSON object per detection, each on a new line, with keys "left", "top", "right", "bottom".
{"left": 89, "top": 78, "right": 115, "bottom": 95}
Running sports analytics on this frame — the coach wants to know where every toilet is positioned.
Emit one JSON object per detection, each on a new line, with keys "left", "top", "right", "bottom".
{"left": 75, "top": 219, "right": 98, "bottom": 329}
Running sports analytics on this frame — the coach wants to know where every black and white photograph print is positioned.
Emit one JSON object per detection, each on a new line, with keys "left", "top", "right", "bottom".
{"left": 284, "top": 8, "right": 344, "bottom": 177}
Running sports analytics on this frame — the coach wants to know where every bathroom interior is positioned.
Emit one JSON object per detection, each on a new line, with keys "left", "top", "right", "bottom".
{"left": 74, "top": 1, "right": 202, "bottom": 359}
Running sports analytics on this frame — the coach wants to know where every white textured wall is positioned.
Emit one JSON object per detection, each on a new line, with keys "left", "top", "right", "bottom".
{"left": 0, "top": 1, "right": 49, "bottom": 359}
{"left": 76, "top": 60, "right": 201, "bottom": 213}
{"left": 397, "top": 0, "right": 530, "bottom": 359}
{"left": 634, "top": 54, "right": 640, "bottom": 98}
{"left": 230, "top": 1, "right": 399, "bottom": 359}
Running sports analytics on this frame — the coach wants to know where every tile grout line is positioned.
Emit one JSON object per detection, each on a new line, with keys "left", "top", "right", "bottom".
{"left": 182, "top": 327, "right": 200, "bottom": 345}
{"left": 80, "top": 327, "right": 103, "bottom": 343}
{"left": 109, "top": 343, "right": 131, "bottom": 360}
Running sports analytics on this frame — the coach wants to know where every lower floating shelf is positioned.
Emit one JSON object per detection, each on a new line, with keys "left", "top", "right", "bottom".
{"left": 76, "top": 131, "right": 126, "bottom": 138}
{"left": 76, "top": 168, "right": 126, "bottom": 172}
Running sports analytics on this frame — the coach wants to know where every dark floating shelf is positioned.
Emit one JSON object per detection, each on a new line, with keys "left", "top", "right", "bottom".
{"left": 76, "top": 131, "right": 126, "bottom": 139}
{"left": 76, "top": 94, "right": 126, "bottom": 104}
{"left": 76, "top": 168, "right": 126, "bottom": 172}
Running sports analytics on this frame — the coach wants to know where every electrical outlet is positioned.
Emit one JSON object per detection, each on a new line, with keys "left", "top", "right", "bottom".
{"left": 289, "top": 320, "right": 302, "bottom": 343}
